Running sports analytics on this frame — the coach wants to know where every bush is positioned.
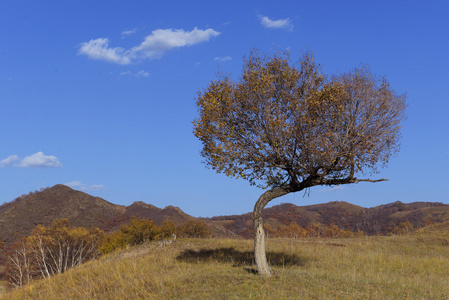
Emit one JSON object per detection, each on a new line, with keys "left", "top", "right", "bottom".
{"left": 100, "top": 218, "right": 212, "bottom": 254}
{"left": 100, "top": 217, "right": 160, "bottom": 254}
{"left": 177, "top": 220, "right": 211, "bottom": 238}
{"left": 99, "top": 231, "right": 128, "bottom": 254}
{"left": 265, "top": 221, "right": 357, "bottom": 238}
{"left": 120, "top": 217, "right": 160, "bottom": 245}
{"left": 160, "top": 220, "right": 177, "bottom": 239}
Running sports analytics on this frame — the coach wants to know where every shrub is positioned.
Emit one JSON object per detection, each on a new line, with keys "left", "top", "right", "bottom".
{"left": 160, "top": 220, "right": 177, "bottom": 239}
{"left": 265, "top": 221, "right": 358, "bottom": 238}
{"left": 120, "top": 217, "right": 160, "bottom": 245}
{"left": 100, "top": 217, "right": 161, "bottom": 254}
{"left": 177, "top": 220, "right": 211, "bottom": 238}
{"left": 99, "top": 231, "right": 128, "bottom": 254}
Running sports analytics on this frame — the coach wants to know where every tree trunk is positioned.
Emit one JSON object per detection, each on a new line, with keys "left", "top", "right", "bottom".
{"left": 253, "top": 186, "right": 292, "bottom": 276}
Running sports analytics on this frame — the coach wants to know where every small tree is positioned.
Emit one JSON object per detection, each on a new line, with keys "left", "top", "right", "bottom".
{"left": 177, "top": 220, "right": 211, "bottom": 238}
{"left": 100, "top": 217, "right": 161, "bottom": 254}
{"left": 160, "top": 220, "right": 177, "bottom": 239}
{"left": 6, "top": 219, "right": 104, "bottom": 287}
{"left": 193, "top": 49, "right": 406, "bottom": 276}
{"left": 119, "top": 217, "right": 160, "bottom": 246}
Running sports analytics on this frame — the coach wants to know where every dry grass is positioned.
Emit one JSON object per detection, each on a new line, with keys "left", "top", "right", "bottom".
{"left": 2, "top": 233, "right": 449, "bottom": 299}
{"left": 0, "top": 281, "right": 6, "bottom": 296}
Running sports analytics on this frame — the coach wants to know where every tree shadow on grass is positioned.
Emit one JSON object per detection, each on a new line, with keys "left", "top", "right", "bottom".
{"left": 176, "top": 247, "right": 308, "bottom": 273}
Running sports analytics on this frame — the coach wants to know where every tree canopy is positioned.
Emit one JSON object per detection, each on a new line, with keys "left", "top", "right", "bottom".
{"left": 193, "top": 49, "right": 406, "bottom": 276}
{"left": 194, "top": 50, "right": 405, "bottom": 190}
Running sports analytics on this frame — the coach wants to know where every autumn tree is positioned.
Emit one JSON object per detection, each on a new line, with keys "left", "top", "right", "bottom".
{"left": 6, "top": 219, "right": 104, "bottom": 287}
{"left": 177, "top": 220, "right": 211, "bottom": 238}
{"left": 193, "top": 49, "right": 406, "bottom": 276}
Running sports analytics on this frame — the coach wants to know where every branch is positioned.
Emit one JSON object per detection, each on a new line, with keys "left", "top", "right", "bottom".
{"left": 354, "top": 178, "right": 388, "bottom": 183}
{"left": 322, "top": 177, "right": 388, "bottom": 186}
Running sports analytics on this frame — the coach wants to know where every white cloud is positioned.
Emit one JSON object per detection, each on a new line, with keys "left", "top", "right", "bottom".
{"left": 259, "top": 15, "right": 293, "bottom": 31}
{"left": 65, "top": 181, "right": 105, "bottom": 191}
{"left": 122, "top": 28, "right": 137, "bottom": 38}
{"left": 78, "top": 38, "right": 132, "bottom": 65}
{"left": 1, "top": 152, "right": 62, "bottom": 168}
{"left": 120, "top": 70, "right": 149, "bottom": 78}
{"left": 1, "top": 155, "right": 19, "bottom": 167}
{"left": 214, "top": 56, "right": 232, "bottom": 62}
{"left": 131, "top": 27, "right": 221, "bottom": 59}
{"left": 18, "top": 152, "right": 62, "bottom": 168}
{"left": 78, "top": 27, "right": 220, "bottom": 64}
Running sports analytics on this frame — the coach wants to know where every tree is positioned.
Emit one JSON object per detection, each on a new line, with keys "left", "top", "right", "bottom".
{"left": 193, "top": 49, "right": 406, "bottom": 276}
{"left": 6, "top": 219, "right": 104, "bottom": 287}
{"left": 100, "top": 217, "right": 161, "bottom": 254}
{"left": 177, "top": 220, "right": 211, "bottom": 238}
{"left": 119, "top": 217, "right": 160, "bottom": 246}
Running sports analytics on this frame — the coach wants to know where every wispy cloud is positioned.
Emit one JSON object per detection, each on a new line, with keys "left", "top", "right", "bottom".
{"left": 1, "top": 155, "right": 19, "bottom": 167}
{"left": 1, "top": 152, "right": 62, "bottom": 168}
{"left": 78, "top": 27, "right": 221, "bottom": 65}
{"left": 214, "top": 56, "right": 232, "bottom": 62}
{"left": 120, "top": 70, "right": 149, "bottom": 78}
{"left": 122, "top": 28, "right": 137, "bottom": 38}
{"left": 78, "top": 38, "right": 132, "bottom": 65}
{"left": 65, "top": 181, "right": 105, "bottom": 191}
{"left": 258, "top": 15, "right": 293, "bottom": 31}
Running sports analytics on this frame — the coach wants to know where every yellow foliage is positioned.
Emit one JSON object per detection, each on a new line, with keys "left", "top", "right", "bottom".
{"left": 177, "top": 220, "right": 211, "bottom": 238}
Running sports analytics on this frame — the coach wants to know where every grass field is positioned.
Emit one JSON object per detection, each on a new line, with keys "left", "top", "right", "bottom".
{"left": 0, "top": 281, "right": 5, "bottom": 296}
{"left": 2, "top": 229, "right": 449, "bottom": 299}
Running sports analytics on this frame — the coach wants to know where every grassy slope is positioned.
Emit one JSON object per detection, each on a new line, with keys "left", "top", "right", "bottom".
{"left": 2, "top": 231, "right": 449, "bottom": 299}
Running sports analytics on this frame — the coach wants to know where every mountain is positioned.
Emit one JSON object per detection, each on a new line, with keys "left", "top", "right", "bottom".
{"left": 121, "top": 202, "right": 194, "bottom": 225}
{"left": 0, "top": 184, "right": 194, "bottom": 248}
{"left": 1, "top": 184, "right": 449, "bottom": 244}
{"left": 208, "top": 200, "right": 449, "bottom": 237}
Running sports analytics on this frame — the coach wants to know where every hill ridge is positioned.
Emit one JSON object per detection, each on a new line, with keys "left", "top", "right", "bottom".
{"left": 2, "top": 184, "right": 449, "bottom": 244}
{"left": 0, "top": 185, "right": 193, "bottom": 248}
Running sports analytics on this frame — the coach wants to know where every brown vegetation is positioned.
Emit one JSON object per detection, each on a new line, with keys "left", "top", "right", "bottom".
{"left": 209, "top": 201, "right": 449, "bottom": 238}
{"left": 5, "top": 217, "right": 211, "bottom": 289}
{"left": 3, "top": 228, "right": 449, "bottom": 299}
{"left": 0, "top": 185, "right": 196, "bottom": 252}
{"left": 5, "top": 219, "right": 104, "bottom": 288}
{"left": 100, "top": 218, "right": 210, "bottom": 254}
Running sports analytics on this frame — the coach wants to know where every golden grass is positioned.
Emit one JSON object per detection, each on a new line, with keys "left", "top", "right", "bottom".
{"left": 2, "top": 233, "right": 449, "bottom": 299}
{"left": 0, "top": 281, "right": 6, "bottom": 296}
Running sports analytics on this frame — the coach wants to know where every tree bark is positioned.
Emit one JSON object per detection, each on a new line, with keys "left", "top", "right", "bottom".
{"left": 253, "top": 186, "right": 292, "bottom": 276}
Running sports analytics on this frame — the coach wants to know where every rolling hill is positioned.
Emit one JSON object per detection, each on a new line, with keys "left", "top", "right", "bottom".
{"left": 0, "top": 184, "right": 194, "bottom": 248}
{"left": 1, "top": 184, "right": 448, "bottom": 245}
{"left": 208, "top": 200, "right": 449, "bottom": 237}
{"left": 1, "top": 184, "right": 449, "bottom": 282}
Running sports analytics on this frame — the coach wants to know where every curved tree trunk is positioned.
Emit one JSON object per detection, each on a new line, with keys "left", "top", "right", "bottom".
{"left": 253, "top": 186, "right": 293, "bottom": 276}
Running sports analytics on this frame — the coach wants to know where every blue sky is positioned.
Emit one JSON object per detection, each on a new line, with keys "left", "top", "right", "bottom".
{"left": 1, "top": 1, "right": 448, "bottom": 217}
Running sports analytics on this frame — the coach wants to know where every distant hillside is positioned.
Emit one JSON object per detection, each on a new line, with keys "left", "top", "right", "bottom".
{"left": 0, "top": 184, "right": 195, "bottom": 248}
{"left": 1, "top": 184, "right": 449, "bottom": 245}
{"left": 209, "top": 201, "right": 449, "bottom": 237}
